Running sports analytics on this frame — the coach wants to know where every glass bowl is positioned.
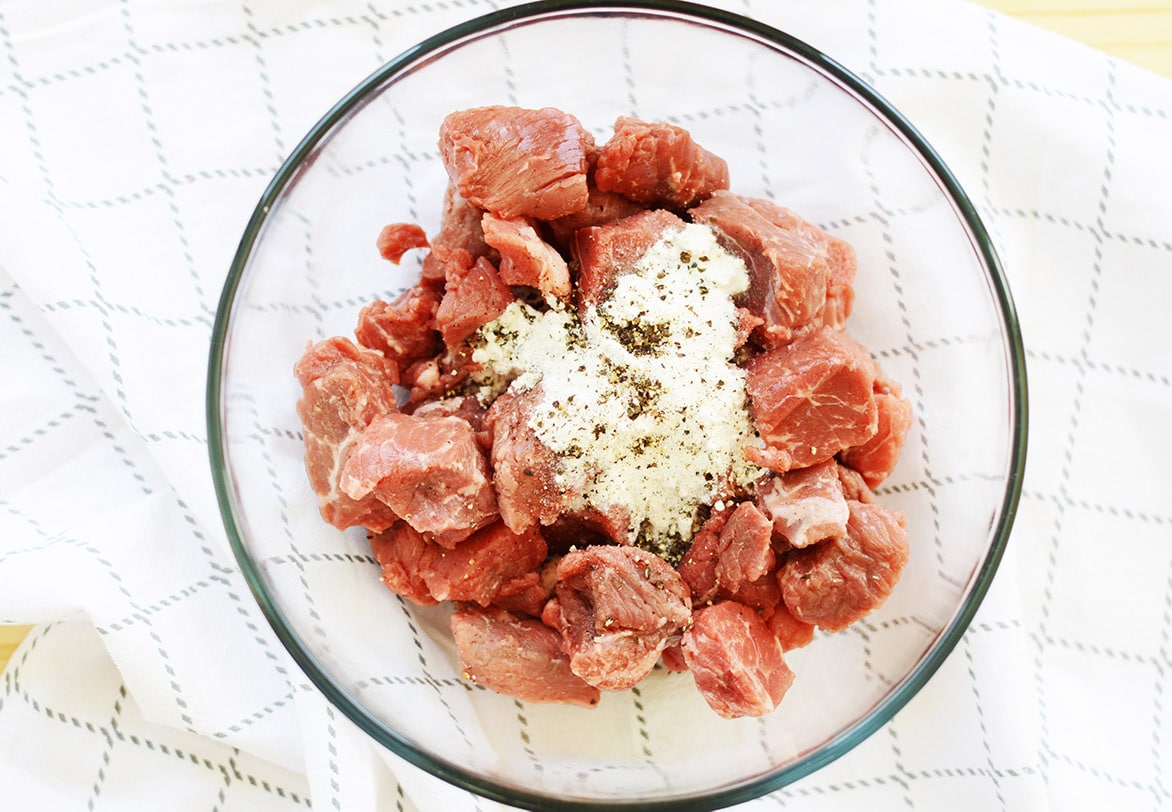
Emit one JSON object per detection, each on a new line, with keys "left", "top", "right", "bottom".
{"left": 207, "top": 1, "right": 1028, "bottom": 808}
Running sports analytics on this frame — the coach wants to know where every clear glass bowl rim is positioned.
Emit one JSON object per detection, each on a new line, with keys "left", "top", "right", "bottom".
{"left": 206, "top": 1, "right": 1029, "bottom": 808}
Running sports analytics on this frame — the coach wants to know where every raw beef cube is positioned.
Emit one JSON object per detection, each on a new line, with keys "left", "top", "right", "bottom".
{"left": 744, "top": 326, "right": 878, "bottom": 472}
{"left": 681, "top": 601, "right": 793, "bottom": 719}
{"left": 660, "top": 643, "right": 688, "bottom": 673}
{"left": 371, "top": 520, "right": 546, "bottom": 607}
{"left": 691, "top": 191, "right": 829, "bottom": 345}
{"left": 766, "top": 602, "right": 816, "bottom": 651}
{"left": 572, "top": 208, "right": 685, "bottom": 311}
{"left": 438, "top": 106, "right": 592, "bottom": 220}
{"left": 435, "top": 255, "right": 514, "bottom": 347}
{"left": 741, "top": 195, "right": 857, "bottom": 331}
{"left": 408, "top": 395, "right": 491, "bottom": 452}
{"left": 548, "top": 545, "right": 692, "bottom": 691}
{"left": 338, "top": 412, "right": 498, "bottom": 546}
{"left": 546, "top": 181, "right": 647, "bottom": 248}
{"left": 451, "top": 607, "right": 600, "bottom": 708}
{"left": 294, "top": 337, "right": 400, "bottom": 532}
{"left": 778, "top": 500, "right": 908, "bottom": 631}
{"left": 594, "top": 116, "right": 729, "bottom": 208}
{"left": 756, "top": 459, "right": 849, "bottom": 548}
{"left": 679, "top": 503, "right": 774, "bottom": 604}
{"left": 840, "top": 372, "right": 914, "bottom": 488}
{"left": 676, "top": 507, "right": 730, "bottom": 605}
{"left": 420, "top": 184, "right": 496, "bottom": 285}
{"left": 376, "top": 222, "right": 429, "bottom": 264}
{"left": 490, "top": 556, "right": 559, "bottom": 618}
{"left": 369, "top": 520, "right": 437, "bottom": 605}
{"left": 481, "top": 211, "right": 571, "bottom": 301}
{"left": 354, "top": 283, "right": 443, "bottom": 372}
{"left": 726, "top": 570, "right": 783, "bottom": 621}
{"left": 420, "top": 520, "right": 547, "bottom": 606}
{"left": 836, "top": 463, "right": 875, "bottom": 503}
{"left": 485, "top": 388, "right": 582, "bottom": 534}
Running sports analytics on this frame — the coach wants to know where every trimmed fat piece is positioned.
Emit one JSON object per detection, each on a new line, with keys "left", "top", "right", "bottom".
{"left": 370, "top": 520, "right": 547, "bottom": 607}
{"left": 438, "top": 106, "right": 592, "bottom": 220}
{"left": 376, "top": 222, "right": 429, "bottom": 264}
{"left": 549, "top": 545, "right": 692, "bottom": 691}
{"left": 779, "top": 500, "right": 909, "bottom": 631}
{"left": 572, "top": 208, "right": 686, "bottom": 311}
{"left": 682, "top": 601, "right": 794, "bottom": 719}
{"left": 294, "top": 337, "right": 400, "bottom": 532}
{"left": 756, "top": 459, "right": 850, "bottom": 549}
{"left": 451, "top": 607, "right": 600, "bottom": 708}
{"left": 691, "top": 190, "right": 830, "bottom": 345}
{"left": 745, "top": 325, "right": 878, "bottom": 472}
{"left": 594, "top": 116, "right": 730, "bottom": 208}
{"left": 481, "top": 211, "right": 572, "bottom": 301}
{"left": 338, "top": 412, "right": 498, "bottom": 547}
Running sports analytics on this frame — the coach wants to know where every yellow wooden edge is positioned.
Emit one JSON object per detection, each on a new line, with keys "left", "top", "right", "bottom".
{"left": 0, "top": 625, "right": 34, "bottom": 673}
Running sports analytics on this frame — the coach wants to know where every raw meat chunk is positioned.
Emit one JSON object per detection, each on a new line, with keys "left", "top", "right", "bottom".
{"left": 677, "top": 503, "right": 774, "bottom": 605}
{"left": 294, "top": 337, "right": 400, "bottom": 532}
{"left": 756, "top": 459, "right": 849, "bottom": 548}
{"left": 439, "top": 106, "right": 591, "bottom": 220}
{"left": 354, "top": 283, "right": 443, "bottom": 371}
{"left": 400, "top": 345, "right": 478, "bottom": 405}
{"left": 420, "top": 520, "right": 547, "bottom": 605}
{"left": 420, "top": 184, "right": 496, "bottom": 285}
{"left": 451, "top": 607, "right": 600, "bottom": 708}
{"left": 766, "top": 603, "right": 816, "bottom": 651}
{"left": 840, "top": 372, "right": 914, "bottom": 488}
{"left": 376, "top": 222, "right": 429, "bottom": 264}
{"left": 691, "top": 191, "right": 829, "bottom": 345}
{"left": 594, "top": 116, "right": 729, "bottom": 208}
{"left": 485, "top": 388, "right": 582, "bottom": 534}
{"left": 745, "top": 326, "right": 878, "bottom": 472}
{"left": 741, "top": 196, "right": 857, "bottom": 331}
{"left": 371, "top": 520, "right": 546, "bottom": 607}
{"left": 572, "top": 208, "right": 686, "bottom": 311}
{"left": 549, "top": 545, "right": 692, "bottom": 691}
{"left": 681, "top": 601, "right": 794, "bottom": 718}
{"left": 779, "top": 500, "right": 909, "bottom": 631}
{"left": 434, "top": 255, "right": 514, "bottom": 347}
{"left": 546, "top": 182, "right": 646, "bottom": 248}
{"left": 408, "top": 395, "right": 491, "bottom": 452}
{"left": 490, "top": 556, "right": 559, "bottom": 618}
{"left": 836, "top": 463, "right": 875, "bottom": 503}
{"left": 338, "top": 412, "right": 497, "bottom": 546}
{"left": 369, "top": 521, "right": 437, "bottom": 605}
{"left": 481, "top": 211, "right": 571, "bottom": 301}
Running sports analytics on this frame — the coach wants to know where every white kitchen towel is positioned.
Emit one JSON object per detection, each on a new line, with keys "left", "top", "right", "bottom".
{"left": 1, "top": 1, "right": 1169, "bottom": 810}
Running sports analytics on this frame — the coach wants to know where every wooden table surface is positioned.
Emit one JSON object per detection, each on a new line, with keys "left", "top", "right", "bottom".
{"left": 1, "top": 2, "right": 1170, "bottom": 678}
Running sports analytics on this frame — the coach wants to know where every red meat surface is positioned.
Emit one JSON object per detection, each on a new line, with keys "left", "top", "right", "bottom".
{"left": 594, "top": 116, "right": 729, "bottom": 209}
{"left": 451, "top": 607, "right": 600, "bottom": 708}
{"left": 778, "top": 500, "right": 908, "bottom": 631}
{"left": 677, "top": 503, "right": 774, "bottom": 605}
{"left": 681, "top": 601, "right": 794, "bottom": 719}
{"left": 354, "top": 283, "right": 443, "bottom": 372}
{"left": 434, "top": 255, "right": 514, "bottom": 347}
{"left": 338, "top": 412, "right": 498, "bottom": 546}
{"left": 485, "top": 388, "right": 581, "bottom": 534}
{"left": 420, "top": 184, "right": 496, "bottom": 285}
{"left": 439, "top": 106, "right": 592, "bottom": 220}
{"left": 840, "top": 372, "right": 914, "bottom": 488}
{"left": 756, "top": 459, "right": 849, "bottom": 549}
{"left": 371, "top": 520, "right": 546, "bottom": 607}
{"left": 376, "top": 222, "right": 429, "bottom": 264}
{"left": 548, "top": 545, "right": 692, "bottom": 691}
{"left": 572, "top": 208, "right": 685, "bottom": 311}
{"left": 745, "top": 326, "right": 878, "bottom": 472}
{"left": 546, "top": 182, "right": 646, "bottom": 248}
{"left": 481, "top": 211, "right": 571, "bottom": 301}
{"left": 400, "top": 345, "right": 478, "bottom": 405}
{"left": 408, "top": 395, "right": 491, "bottom": 452}
{"left": 766, "top": 602, "right": 816, "bottom": 651}
{"left": 294, "top": 337, "right": 400, "bottom": 532}
{"left": 691, "top": 191, "right": 830, "bottom": 346}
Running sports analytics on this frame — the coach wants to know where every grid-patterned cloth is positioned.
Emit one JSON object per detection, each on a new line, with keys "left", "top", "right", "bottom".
{"left": 1, "top": 1, "right": 1169, "bottom": 810}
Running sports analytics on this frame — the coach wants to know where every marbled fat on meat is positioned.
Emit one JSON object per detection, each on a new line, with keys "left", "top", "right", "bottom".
{"left": 480, "top": 211, "right": 571, "bottom": 301}
{"left": 756, "top": 459, "right": 850, "bottom": 548}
